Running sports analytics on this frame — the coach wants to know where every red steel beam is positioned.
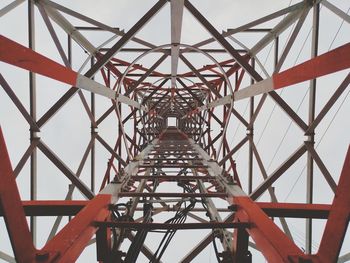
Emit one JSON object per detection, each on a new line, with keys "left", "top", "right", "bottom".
{"left": 0, "top": 35, "right": 77, "bottom": 86}
{"left": 317, "top": 146, "right": 350, "bottom": 262}
{"left": 234, "top": 43, "right": 350, "bottom": 101}
{"left": 232, "top": 196, "right": 305, "bottom": 263}
{"left": 273, "top": 43, "right": 350, "bottom": 89}
{"left": 0, "top": 128, "right": 37, "bottom": 262}
{"left": 0, "top": 200, "right": 88, "bottom": 216}
{"left": 118, "top": 192, "right": 227, "bottom": 198}
{"left": 254, "top": 202, "right": 331, "bottom": 219}
{"left": 0, "top": 201, "right": 331, "bottom": 219}
{"left": 94, "top": 221, "right": 249, "bottom": 230}
{"left": 42, "top": 194, "right": 111, "bottom": 262}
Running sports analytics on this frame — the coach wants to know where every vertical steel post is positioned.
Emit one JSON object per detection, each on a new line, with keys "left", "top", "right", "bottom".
{"left": 28, "top": 0, "right": 37, "bottom": 245}
{"left": 306, "top": 3, "right": 319, "bottom": 254}
{"left": 248, "top": 59, "right": 255, "bottom": 194}
{"left": 223, "top": 82, "right": 227, "bottom": 170}
{"left": 274, "top": 37, "right": 279, "bottom": 69}
{"left": 91, "top": 57, "right": 96, "bottom": 193}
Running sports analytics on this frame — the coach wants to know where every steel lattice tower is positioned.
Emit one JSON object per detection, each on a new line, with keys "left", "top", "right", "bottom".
{"left": 0, "top": 0, "right": 349, "bottom": 262}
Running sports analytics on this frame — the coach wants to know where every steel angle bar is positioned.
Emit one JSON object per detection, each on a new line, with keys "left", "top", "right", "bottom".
{"left": 95, "top": 134, "right": 127, "bottom": 167}
{"left": 250, "top": 144, "right": 307, "bottom": 200}
{"left": 180, "top": 232, "right": 213, "bottom": 263}
{"left": 0, "top": 36, "right": 144, "bottom": 110}
{"left": 219, "top": 136, "right": 249, "bottom": 166}
{"left": 125, "top": 54, "right": 168, "bottom": 96}
{"left": 47, "top": 135, "right": 96, "bottom": 241}
{"left": 0, "top": 0, "right": 25, "bottom": 17}
{"left": 184, "top": 0, "right": 262, "bottom": 81}
{"left": 0, "top": 200, "right": 332, "bottom": 219}
{"left": 170, "top": 0, "right": 185, "bottom": 88}
{"left": 184, "top": 1, "right": 306, "bottom": 51}
{"left": 95, "top": 222, "right": 248, "bottom": 230}
{"left": 37, "top": 140, "right": 95, "bottom": 200}
{"left": 127, "top": 232, "right": 163, "bottom": 263}
{"left": 13, "top": 140, "right": 40, "bottom": 177}
{"left": 84, "top": 0, "right": 167, "bottom": 77}
{"left": 250, "top": 139, "right": 293, "bottom": 239}
{"left": 42, "top": 194, "right": 111, "bottom": 262}
{"left": 306, "top": 73, "right": 350, "bottom": 133}
{"left": 0, "top": 128, "right": 37, "bottom": 262}
{"left": 0, "top": 74, "right": 39, "bottom": 132}
{"left": 304, "top": 144, "right": 337, "bottom": 192}
{"left": 39, "top": 0, "right": 162, "bottom": 50}
{"left": 274, "top": 6, "right": 311, "bottom": 73}
{"left": 0, "top": 251, "right": 15, "bottom": 263}
{"left": 316, "top": 146, "right": 350, "bottom": 262}
{"left": 191, "top": 43, "right": 350, "bottom": 115}
{"left": 322, "top": 0, "right": 350, "bottom": 24}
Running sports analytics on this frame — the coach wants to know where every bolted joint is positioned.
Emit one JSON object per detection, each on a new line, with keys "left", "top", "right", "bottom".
{"left": 35, "top": 251, "right": 51, "bottom": 261}
{"left": 246, "top": 128, "right": 253, "bottom": 136}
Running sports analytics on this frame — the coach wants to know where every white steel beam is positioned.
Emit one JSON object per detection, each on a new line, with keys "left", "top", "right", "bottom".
{"left": 171, "top": 0, "right": 185, "bottom": 88}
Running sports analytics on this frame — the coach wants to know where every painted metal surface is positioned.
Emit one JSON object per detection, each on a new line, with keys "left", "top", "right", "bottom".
{"left": 0, "top": 0, "right": 349, "bottom": 262}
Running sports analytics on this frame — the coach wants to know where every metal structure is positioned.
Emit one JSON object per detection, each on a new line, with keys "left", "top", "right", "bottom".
{"left": 0, "top": 0, "right": 349, "bottom": 262}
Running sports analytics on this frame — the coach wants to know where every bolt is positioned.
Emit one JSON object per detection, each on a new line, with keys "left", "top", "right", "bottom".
{"left": 36, "top": 251, "right": 49, "bottom": 261}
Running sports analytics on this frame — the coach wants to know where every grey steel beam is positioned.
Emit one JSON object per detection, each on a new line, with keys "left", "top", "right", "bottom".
{"left": 274, "top": 7, "right": 310, "bottom": 73}
{"left": 127, "top": 232, "right": 164, "bottom": 263}
{"left": 305, "top": 143, "right": 337, "bottom": 193}
{"left": 322, "top": 0, "right": 350, "bottom": 24}
{"left": 0, "top": 0, "right": 25, "bottom": 17}
{"left": 28, "top": 0, "right": 37, "bottom": 245}
{"left": 0, "top": 251, "right": 15, "bottom": 263}
{"left": 185, "top": 1, "right": 305, "bottom": 51}
{"left": 0, "top": 74, "right": 39, "bottom": 132}
{"left": 40, "top": 0, "right": 160, "bottom": 49}
{"left": 250, "top": 144, "right": 307, "bottom": 200}
{"left": 170, "top": 0, "right": 185, "bottom": 88}
{"left": 306, "top": 73, "right": 350, "bottom": 134}
{"left": 47, "top": 135, "right": 96, "bottom": 241}
{"left": 306, "top": 4, "right": 319, "bottom": 253}
{"left": 197, "top": 180, "right": 233, "bottom": 253}
{"left": 125, "top": 54, "right": 168, "bottom": 96}
{"left": 84, "top": 0, "right": 167, "bottom": 77}
{"left": 37, "top": 141, "right": 95, "bottom": 200}
{"left": 338, "top": 252, "right": 350, "bottom": 263}
{"left": 180, "top": 54, "right": 222, "bottom": 98}
{"left": 180, "top": 233, "right": 213, "bottom": 263}
{"left": 248, "top": 59, "right": 255, "bottom": 194}
{"left": 95, "top": 134, "right": 127, "bottom": 167}
{"left": 13, "top": 140, "right": 39, "bottom": 178}
{"left": 269, "top": 92, "right": 308, "bottom": 132}
{"left": 219, "top": 136, "right": 249, "bottom": 166}
{"left": 250, "top": 139, "right": 293, "bottom": 240}
{"left": 36, "top": 4, "right": 98, "bottom": 128}
{"left": 184, "top": 0, "right": 262, "bottom": 81}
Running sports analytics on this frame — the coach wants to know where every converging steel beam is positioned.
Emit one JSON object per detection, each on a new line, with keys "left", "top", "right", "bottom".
{"left": 184, "top": 0, "right": 262, "bottom": 82}
{"left": 0, "top": 36, "right": 145, "bottom": 111}
{"left": 317, "top": 146, "right": 350, "bottom": 262}
{"left": 84, "top": 0, "right": 167, "bottom": 77}
{"left": 194, "top": 43, "right": 350, "bottom": 114}
{"left": 170, "top": 0, "right": 185, "bottom": 88}
{"left": 0, "top": 128, "right": 37, "bottom": 263}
